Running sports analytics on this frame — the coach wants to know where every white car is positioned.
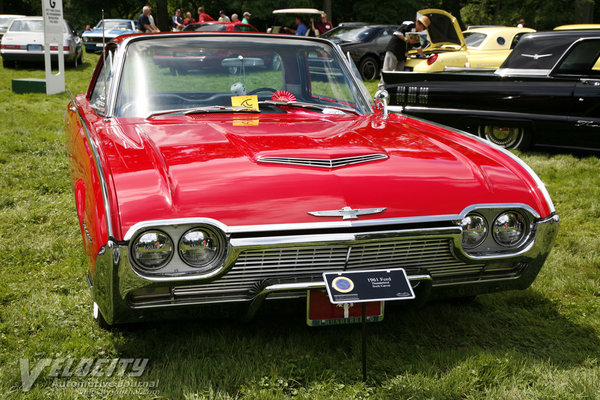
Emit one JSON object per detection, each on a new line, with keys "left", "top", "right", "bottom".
{"left": 1, "top": 16, "right": 83, "bottom": 68}
{"left": 0, "top": 14, "right": 26, "bottom": 39}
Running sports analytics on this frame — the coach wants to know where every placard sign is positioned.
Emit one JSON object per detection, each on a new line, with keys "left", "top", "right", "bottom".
{"left": 323, "top": 268, "right": 415, "bottom": 304}
{"left": 43, "top": 0, "right": 65, "bottom": 94}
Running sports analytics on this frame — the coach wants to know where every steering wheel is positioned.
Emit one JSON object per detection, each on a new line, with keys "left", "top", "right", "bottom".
{"left": 248, "top": 87, "right": 277, "bottom": 95}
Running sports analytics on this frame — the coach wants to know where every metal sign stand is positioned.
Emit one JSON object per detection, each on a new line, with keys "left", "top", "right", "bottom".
{"left": 321, "top": 268, "right": 418, "bottom": 383}
{"left": 42, "top": 0, "right": 65, "bottom": 94}
{"left": 361, "top": 303, "right": 367, "bottom": 382}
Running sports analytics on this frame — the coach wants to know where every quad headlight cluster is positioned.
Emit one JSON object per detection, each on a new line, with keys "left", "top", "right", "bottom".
{"left": 460, "top": 210, "right": 532, "bottom": 255}
{"left": 131, "top": 225, "right": 227, "bottom": 275}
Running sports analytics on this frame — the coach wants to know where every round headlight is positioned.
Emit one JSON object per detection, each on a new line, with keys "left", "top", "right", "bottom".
{"left": 179, "top": 227, "right": 225, "bottom": 270}
{"left": 132, "top": 230, "right": 173, "bottom": 270}
{"left": 461, "top": 213, "right": 487, "bottom": 248}
{"left": 493, "top": 212, "right": 526, "bottom": 247}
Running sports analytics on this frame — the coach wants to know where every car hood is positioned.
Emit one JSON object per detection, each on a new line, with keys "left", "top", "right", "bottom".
{"left": 84, "top": 28, "right": 133, "bottom": 37}
{"left": 102, "top": 113, "right": 547, "bottom": 237}
{"left": 418, "top": 8, "right": 465, "bottom": 49}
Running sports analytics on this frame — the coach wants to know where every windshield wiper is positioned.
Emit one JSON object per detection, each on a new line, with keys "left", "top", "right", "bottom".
{"left": 146, "top": 106, "right": 260, "bottom": 119}
{"left": 259, "top": 100, "right": 359, "bottom": 115}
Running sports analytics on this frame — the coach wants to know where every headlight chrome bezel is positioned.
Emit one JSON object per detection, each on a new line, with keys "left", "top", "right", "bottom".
{"left": 459, "top": 207, "right": 535, "bottom": 256}
{"left": 178, "top": 226, "right": 227, "bottom": 271}
{"left": 128, "top": 223, "right": 230, "bottom": 278}
{"left": 492, "top": 211, "right": 528, "bottom": 247}
{"left": 460, "top": 213, "right": 488, "bottom": 249}
{"left": 131, "top": 229, "right": 174, "bottom": 271}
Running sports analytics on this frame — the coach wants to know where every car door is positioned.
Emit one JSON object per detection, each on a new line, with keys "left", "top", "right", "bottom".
{"left": 551, "top": 38, "right": 600, "bottom": 150}
{"left": 373, "top": 27, "right": 395, "bottom": 63}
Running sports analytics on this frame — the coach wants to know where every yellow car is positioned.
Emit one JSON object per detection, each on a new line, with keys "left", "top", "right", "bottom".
{"left": 405, "top": 9, "right": 534, "bottom": 72}
{"left": 463, "top": 27, "right": 535, "bottom": 68}
{"left": 554, "top": 24, "right": 600, "bottom": 30}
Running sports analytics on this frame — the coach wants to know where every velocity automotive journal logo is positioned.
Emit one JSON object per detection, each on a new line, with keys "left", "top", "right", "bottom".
{"left": 19, "top": 357, "right": 158, "bottom": 394}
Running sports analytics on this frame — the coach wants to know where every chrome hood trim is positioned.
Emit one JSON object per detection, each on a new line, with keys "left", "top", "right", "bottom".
{"left": 257, "top": 153, "right": 388, "bottom": 168}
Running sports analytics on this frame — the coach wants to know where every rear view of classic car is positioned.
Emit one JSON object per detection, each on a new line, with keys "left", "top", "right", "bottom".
{"left": 1, "top": 16, "right": 83, "bottom": 68}
{"left": 64, "top": 32, "right": 558, "bottom": 327}
{"left": 384, "top": 30, "right": 600, "bottom": 151}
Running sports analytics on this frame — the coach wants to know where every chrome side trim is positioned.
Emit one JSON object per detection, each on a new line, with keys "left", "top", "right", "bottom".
{"left": 67, "top": 91, "right": 114, "bottom": 238}
{"left": 395, "top": 105, "right": 568, "bottom": 123}
{"left": 494, "top": 68, "right": 551, "bottom": 76}
{"left": 122, "top": 203, "right": 541, "bottom": 241}
{"left": 390, "top": 114, "right": 556, "bottom": 215}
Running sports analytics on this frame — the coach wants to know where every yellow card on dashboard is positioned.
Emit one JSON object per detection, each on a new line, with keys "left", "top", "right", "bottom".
{"left": 231, "top": 95, "right": 259, "bottom": 111}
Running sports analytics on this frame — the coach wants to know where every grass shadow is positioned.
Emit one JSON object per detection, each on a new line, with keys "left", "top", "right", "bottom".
{"left": 108, "top": 289, "right": 600, "bottom": 395}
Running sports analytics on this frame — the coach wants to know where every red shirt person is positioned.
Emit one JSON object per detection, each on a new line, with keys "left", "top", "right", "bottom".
{"left": 197, "top": 6, "right": 214, "bottom": 22}
{"left": 314, "top": 13, "right": 333, "bottom": 36}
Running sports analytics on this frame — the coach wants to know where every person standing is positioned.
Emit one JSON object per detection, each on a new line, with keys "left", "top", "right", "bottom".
{"left": 242, "top": 11, "right": 251, "bottom": 24}
{"left": 517, "top": 18, "right": 525, "bottom": 28}
{"left": 138, "top": 6, "right": 159, "bottom": 33}
{"left": 147, "top": 7, "right": 160, "bottom": 32}
{"left": 197, "top": 6, "right": 214, "bottom": 22}
{"left": 231, "top": 13, "right": 240, "bottom": 24}
{"left": 218, "top": 11, "right": 230, "bottom": 22}
{"left": 183, "top": 12, "right": 195, "bottom": 26}
{"left": 172, "top": 9, "right": 183, "bottom": 31}
{"left": 313, "top": 13, "right": 333, "bottom": 36}
{"left": 381, "top": 14, "right": 430, "bottom": 79}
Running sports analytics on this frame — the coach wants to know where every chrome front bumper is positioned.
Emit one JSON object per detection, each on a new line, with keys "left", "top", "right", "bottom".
{"left": 91, "top": 214, "right": 559, "bottom": 325}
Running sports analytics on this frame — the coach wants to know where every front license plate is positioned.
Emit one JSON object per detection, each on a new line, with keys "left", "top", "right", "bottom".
{"left": 306, "top": 289, "right": 383, "bottom": 327}
{"left": 28, "top": 44, "right": 42, "bottom": 51}
{"left": 96, "top": 43, "right": 105, "bottom": 47}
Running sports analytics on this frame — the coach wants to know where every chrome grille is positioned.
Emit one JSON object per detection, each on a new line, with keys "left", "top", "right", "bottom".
{"left": 141, "top": 238, "right": 486, "bottom": 305}
{"left": 257, "top": 154, "right": 388, "bottom": 168}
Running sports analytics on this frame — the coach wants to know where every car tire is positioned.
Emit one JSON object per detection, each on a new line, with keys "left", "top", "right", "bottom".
{"left": 358, "top": 56, "right": 379, "bottom": 81}
{"left": 77, "top": 50, "right": 83, "bottom": 66}
{"left": 477, "top": 125, "right": 532, "bottom": 150}
{"left": 2, "top": 58, "right": 15, "bottom": 68}
{"left": 71, "top": 53, "right": 79, "bottom": 68}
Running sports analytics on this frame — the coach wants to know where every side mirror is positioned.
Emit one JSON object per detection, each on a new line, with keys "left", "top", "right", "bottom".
{"left": 374, "top": 89, "right": 389, "bottom": 118}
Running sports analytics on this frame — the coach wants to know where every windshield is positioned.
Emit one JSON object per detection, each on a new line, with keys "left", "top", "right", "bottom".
{"left": 9, "top": 19, "right": 44, "bottom": 32}
{"left": 0, "top": 16, "right": 20, "bottom": 27}
{"left": 321, "top": 26, "right": 375, "bottom": 42}
{"left": 96, "top": 20, "right": 133, "bottom": 30}
{"left": 114, "top": 36, "right": 370, "bottom": 117}
{"left": 464, "top": 32, "right": 487, "bottom": 48}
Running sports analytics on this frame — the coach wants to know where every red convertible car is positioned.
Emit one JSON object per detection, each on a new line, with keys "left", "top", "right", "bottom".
{"left": 65, "top": 32, "right": 558, "bottom": 326}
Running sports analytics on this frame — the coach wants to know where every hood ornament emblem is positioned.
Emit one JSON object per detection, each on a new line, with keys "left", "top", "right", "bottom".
{"left": 521, "top": 53, "right": 552, "bottom": 60}
{"left": 308, "top": 206, "right": 386, "bottom": 220}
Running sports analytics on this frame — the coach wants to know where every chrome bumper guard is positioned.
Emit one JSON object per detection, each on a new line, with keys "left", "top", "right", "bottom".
{"left": 91, "top": 214, "right": 559, "bottom": 324}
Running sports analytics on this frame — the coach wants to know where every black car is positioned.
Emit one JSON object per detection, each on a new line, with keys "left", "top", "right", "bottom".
{"left": 321, "top": 24, "right": 398, "bottom": 80}
{"left": 382, "top": 30, "right": 600, "bottom": 151}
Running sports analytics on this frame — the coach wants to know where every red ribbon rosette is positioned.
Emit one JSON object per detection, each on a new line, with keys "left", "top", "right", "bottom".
{"left": 271, "top": 90, "right": 296, "bottom": 102}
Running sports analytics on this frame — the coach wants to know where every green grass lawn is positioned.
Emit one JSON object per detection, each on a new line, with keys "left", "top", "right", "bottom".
{"left": 0, "top": 56, "right": 599, "bottom": 399}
